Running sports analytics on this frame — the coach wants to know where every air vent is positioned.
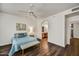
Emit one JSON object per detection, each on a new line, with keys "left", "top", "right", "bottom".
{"left": 72, "top": 7, "right": 79, "bottom": 11}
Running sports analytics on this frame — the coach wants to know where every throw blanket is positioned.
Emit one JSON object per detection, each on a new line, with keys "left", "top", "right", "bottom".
{"left": 8, "top": 36, "right": 38, "bottom": 56}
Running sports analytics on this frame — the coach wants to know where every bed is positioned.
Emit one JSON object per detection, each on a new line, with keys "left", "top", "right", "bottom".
{"left": 8, "top": 33, "right": 39, "bottom": 56}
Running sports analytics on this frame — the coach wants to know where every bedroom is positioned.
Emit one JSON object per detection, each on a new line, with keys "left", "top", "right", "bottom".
{"left": 0, "top": 3, "right": 79, "bottom": 56}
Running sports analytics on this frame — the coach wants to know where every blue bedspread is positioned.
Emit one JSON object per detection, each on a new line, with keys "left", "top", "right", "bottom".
{"left": 8, "top": 36, "right": 38, "bottom": 56}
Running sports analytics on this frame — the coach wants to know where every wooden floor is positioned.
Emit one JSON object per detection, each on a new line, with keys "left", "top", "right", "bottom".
{"left": 0, "top": 42, "right": 72, "bottom": 56}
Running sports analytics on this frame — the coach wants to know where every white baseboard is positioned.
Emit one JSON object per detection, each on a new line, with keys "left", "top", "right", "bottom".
{"left": 0, "top": 42, "right": 11, "bottom": 46}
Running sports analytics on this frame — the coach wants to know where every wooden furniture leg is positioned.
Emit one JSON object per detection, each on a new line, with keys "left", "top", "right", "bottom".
{"left": 22, "top": 50, "right": 24, "bottom": 56}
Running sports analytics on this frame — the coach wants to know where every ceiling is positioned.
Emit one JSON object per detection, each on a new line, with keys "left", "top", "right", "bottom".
{"left": 0, "top": 3, "right": 79, "bottom": 18}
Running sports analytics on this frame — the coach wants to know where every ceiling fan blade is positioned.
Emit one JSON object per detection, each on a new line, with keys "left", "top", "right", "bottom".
{"left": 31, "top": 12, "right": 37, "bottom": 18}
{"left": 19, "top": 10, "right": 29, "bottom": 13}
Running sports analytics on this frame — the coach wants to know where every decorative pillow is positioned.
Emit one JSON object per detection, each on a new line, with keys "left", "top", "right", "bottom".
{"left": 14, "top": 33, "right": 27, "bottom": 38}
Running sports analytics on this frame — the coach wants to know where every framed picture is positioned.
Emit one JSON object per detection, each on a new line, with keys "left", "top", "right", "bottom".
{"left": 16, "top": 23, "right": 26, "bottom": 31}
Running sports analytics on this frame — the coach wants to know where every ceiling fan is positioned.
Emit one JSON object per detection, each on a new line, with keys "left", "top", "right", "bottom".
{"left": 19, "top": 4, "right": 37, "bottom": 18}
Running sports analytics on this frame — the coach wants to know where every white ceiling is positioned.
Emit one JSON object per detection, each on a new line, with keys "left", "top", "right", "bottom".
{"left": 0, "top": 3, "right": 79, "bottom": 18}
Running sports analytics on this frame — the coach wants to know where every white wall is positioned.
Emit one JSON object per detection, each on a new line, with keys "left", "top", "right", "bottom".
{"left": 0, "top": 12, "right": 37, "bottom": 46}
{"left": 48, "top": 13, "right": 65, "bottom": 47}
{"left": 36, "top": 19, "right": 43, "bottom": 39}
{"left": 65, "top": 17, "right": 71, "bottom": 44}
{"left": 74, "top": 23, "right": 79, "bottom": 38}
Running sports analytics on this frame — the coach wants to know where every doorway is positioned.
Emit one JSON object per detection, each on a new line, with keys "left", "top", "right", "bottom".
{"left": 65, "top": 11, "right": 79, "bottom": 45}
{"left": 65, "top": 11, "right": 79, "bottom": 55}
{"left": 40, "top": 20, "right": 48, "bottom": 51}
